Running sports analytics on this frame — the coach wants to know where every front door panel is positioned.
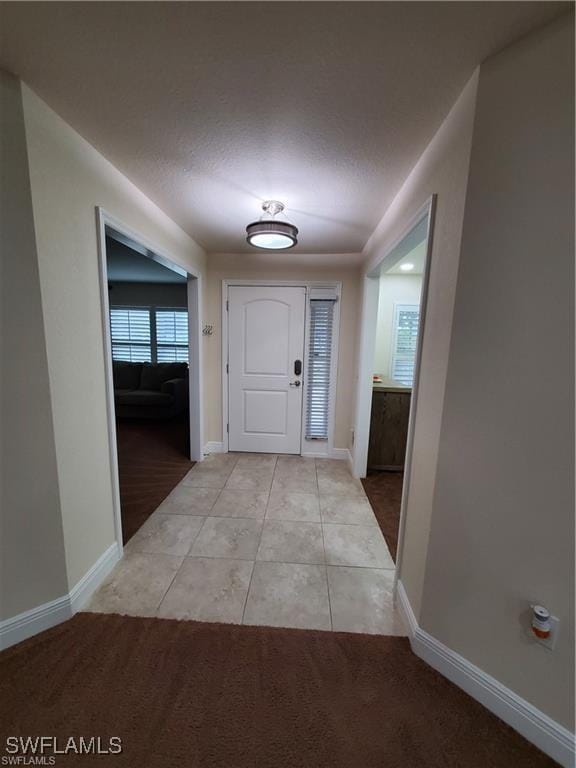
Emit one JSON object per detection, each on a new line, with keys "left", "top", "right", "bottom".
{"left": 228, "top": 286, "right": 306, "bottom": 453}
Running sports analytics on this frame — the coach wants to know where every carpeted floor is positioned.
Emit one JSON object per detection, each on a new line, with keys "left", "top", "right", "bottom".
{"left": 0, "top": 613, "right": 555, "bottom": 767}
{"left": 116, "top": 417, "right": 194, "bottom": 544}
{"left": 362, "top": 469, "right": 404, "bottom": 561}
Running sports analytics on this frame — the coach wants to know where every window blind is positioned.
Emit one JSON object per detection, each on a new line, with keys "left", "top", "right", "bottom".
{"left": 110, "top": 308, "right": 152, "bottom": 362}
{"left": 306, "top": 299, "right": 336, "bottom": 439}
{"left": 156, "top": 309, "right": 189, "bottom": 363}
{"left": 391, "top": 304, "right": 420, "bottom": 386}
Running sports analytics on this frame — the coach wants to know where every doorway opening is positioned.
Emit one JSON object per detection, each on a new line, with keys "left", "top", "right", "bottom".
{"left": 353, "top": 197, "right": 436, "bottom": 574}
{"left": 96, "top": 209, "right": 203, "bottom": 548}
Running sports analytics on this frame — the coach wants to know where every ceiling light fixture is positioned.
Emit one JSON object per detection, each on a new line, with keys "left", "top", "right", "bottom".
{"left": 400, "top": 263, "right": 415, "bottom": 271}
{"left": 246, "top": 200, "right": 298, "bottom": 250}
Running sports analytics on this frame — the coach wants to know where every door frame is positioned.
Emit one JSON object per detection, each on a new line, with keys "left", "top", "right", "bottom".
{"left": 221, "top": 280, "right": 342, "bottom": 456}
{"left": 351, "top": 195, "right": 436, "bottom": 587}
{"left": 96, "top": 207, "right": 204, "bottom": 551}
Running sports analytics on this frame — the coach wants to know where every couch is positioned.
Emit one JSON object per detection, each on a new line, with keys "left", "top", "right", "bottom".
{"left": 112, "top": 361, "right": 189, "bottom": 419}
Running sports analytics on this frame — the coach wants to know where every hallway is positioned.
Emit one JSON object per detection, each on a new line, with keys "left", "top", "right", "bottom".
{"left": 86, "top": 455, "right": 404, "bottom": 635}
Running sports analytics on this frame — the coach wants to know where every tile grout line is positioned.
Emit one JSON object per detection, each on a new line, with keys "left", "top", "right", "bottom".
{"left": 315, "top": 460, "right": 334, "bottom": 631}
{"left": 239, "top": 458, "right": 275, "bottom": 625}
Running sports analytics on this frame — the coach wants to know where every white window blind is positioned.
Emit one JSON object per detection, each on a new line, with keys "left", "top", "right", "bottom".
{"left": 156, "top": 309, "right": 189, "bottom": 363}
{"left": 109, "top": 307, "right": 188, "bottom": 363}
{"left": 110, "top": 308, "right": 152, "bottom": 362}
{"left": 306, "top": 299, "right": 336, "bottom": 439}
{"left": 391, "top": 304, "right": 420, "bottom": 386}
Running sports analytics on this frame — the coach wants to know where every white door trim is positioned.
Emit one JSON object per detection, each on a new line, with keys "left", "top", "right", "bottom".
{"left": 221, "top": 280, "right": 342, "bottom": 455}
{"left": 95, "top": 207, "right": 204, "bottom": 553}
{"left": 351, "top": 196, "right": 436, "bottom": 597}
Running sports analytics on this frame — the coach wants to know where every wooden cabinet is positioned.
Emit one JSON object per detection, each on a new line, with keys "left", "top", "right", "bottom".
{"left": 367, "top": 389, "right": 411, "bottom": 471}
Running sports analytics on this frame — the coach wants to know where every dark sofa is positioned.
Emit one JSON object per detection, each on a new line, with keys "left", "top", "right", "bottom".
{"left": 112, "top": 361, "right": 188, "bottom": 419}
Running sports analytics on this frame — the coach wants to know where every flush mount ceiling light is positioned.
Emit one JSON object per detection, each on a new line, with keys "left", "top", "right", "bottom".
{"left": 400, "top": 262, "right": 415, "bottom": 271}
{"left": 246, "top": 200, "right": 298, "bottom": 250}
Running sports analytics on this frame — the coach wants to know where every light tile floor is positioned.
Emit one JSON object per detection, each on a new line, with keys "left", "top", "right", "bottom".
{"left": 85, "top": 454, "right": 406, "bottom": 635}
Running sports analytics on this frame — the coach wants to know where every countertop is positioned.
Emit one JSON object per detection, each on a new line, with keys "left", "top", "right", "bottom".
{"left": 372, "top": 375, "right": 412, "bottom": 393}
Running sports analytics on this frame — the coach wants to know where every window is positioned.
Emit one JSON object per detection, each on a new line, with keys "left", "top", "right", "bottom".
{"left": 390, "top": 303, "right": 420, "bottom": 386}
{"left": 110, "top": 308, "right": 152, "bottom": 362}
{"left": 110, "top": 307, "right": 188, "bottom": 363}
{"left": 305, "top": 297, "right": 336, "bottom": 439}
{"left": 156, "top": 309, "right": 189, "bottom": 362}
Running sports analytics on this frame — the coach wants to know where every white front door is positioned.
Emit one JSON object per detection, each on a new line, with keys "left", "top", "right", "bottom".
{"left": 228, "top": 285, "right": 306, "bottom": 454}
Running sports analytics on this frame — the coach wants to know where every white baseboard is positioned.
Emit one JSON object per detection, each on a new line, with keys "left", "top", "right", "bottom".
{"left": 69, "top": 543, "right": 120, "bottom": 612}
{"left": 203, "top": 441, "right": 225, "bottom": 454}
{"left": 301, "top": 448, "right": 352, "bottom": 462}
{"left": 396, "top": 581, "right": 575, "bottom": 768}
{"left": 329, "top": 447, "right": 352, "bottom": 462}
{"left": 0, "top": 595, "right": 72, "bottom": 651}
{"left": 0, "top": 542, "right": 121, "bottom": 652}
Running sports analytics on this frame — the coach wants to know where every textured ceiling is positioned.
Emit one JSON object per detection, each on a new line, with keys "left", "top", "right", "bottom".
{"left": 0, "top": 2, "right": 569, "bottom": 253}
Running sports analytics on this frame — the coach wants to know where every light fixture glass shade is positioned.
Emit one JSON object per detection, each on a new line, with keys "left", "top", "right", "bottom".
{"left": 246, "top": 219, "right": 298, "bottom": 250}
{"left": 400, "top": 262, "right": 415, "bottom": 271}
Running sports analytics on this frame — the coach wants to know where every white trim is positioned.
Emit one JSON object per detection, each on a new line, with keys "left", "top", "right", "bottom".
{"left": 68, "top": 543, "right": 120, "bottom": 612}
{"left": 96, "top": 208, "right": 205, "bottom": 550}
{"left": 96, "top": 210, "right": 124, "bottom": 553}
{"left": 393, "top": 198, "right": 436, "bottom": 592}
{"left": 0, "top": 596, "right": 71, "bottom": 651}
{"left": 397, "top": 582, "right": 575, "bottom": 768}
{"left": 0, "top": 543, "right": 121, "bottom": 651}
{"left": 221, "top": 280, "right": 342, "bottom": 456}
{"left": 203, "top": 441, "right": 225, "bottom": 454}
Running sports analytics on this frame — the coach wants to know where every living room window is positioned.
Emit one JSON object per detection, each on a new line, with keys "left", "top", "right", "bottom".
{"left": 110, "top": 306, "right": 188, "bottom": 363}
{"left": 156, "top": 309, "right": 189, "bottom": 363}
{"left": 110, "top": 308, "right": 152, "bottom": 362}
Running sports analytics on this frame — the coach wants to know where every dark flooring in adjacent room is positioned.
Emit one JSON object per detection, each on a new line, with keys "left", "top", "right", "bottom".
{"left": 0, "top": 613, "right": 555, "bottom": 768}
{"left": 362, "top": 470, "right": 404, "bottom": 561}
{"left": 116, "top": 416, "right": 194, "bottom": 544}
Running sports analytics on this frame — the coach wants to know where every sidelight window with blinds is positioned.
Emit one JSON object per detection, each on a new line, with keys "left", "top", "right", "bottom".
{"left": 305, "top": 293, "right": 337, "bottom": 440}
{"left": 110, "top": 307, "right": 188, "bottom": 363}
{"left": 390, "top": 303, "right": 420, "bottom": 386}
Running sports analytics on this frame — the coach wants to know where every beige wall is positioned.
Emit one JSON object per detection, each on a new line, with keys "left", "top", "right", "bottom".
{"left": 20, "top": 85, "right": 206, "bottom": 589}
{"left": 362, "top": 71, "right": 479, "bottom": 618}
{"left": 203, "top": 254, "right": 361, "bottom": 450}
{"left": 373, "top": 274, "right": 422, "bottom": 376}
{"left": 421, "top": 13, "right": 574, "bottom": 729}
{"left": 0, "top": 73, "right": 68, "bottom": 619}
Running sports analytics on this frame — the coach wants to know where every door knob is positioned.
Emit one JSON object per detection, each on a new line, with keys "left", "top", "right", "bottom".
{"left": 290, "top": 381, "right": 301, "bottom": 387}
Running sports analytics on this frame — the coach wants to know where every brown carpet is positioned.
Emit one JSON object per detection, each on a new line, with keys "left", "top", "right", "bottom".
{"left": 362, "top": 469, "right": 404, "bottom": 561}
{"left": 0, "top": 614, "right": 555, "bottom": 768}
{"left": 116, "top": 417, "right": 194, "bottom": 544}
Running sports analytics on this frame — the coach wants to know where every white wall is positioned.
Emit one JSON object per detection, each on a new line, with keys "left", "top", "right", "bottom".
{"left": 0, "top": 72, "right": 68, "bottom": 620}
{"left": 361, "top": 71, "right": 480, "bottom": 618}
{"left": 204, "top": 254, "right": 361, "bottom": 451}
{"left": 421, "top": 13, "right": 574, "bottom": 730}
{"left": 373, "top": 274, "right": 422, "bottom": 376}
{"left": 20, "top": 84, "right": 207, "bottom": 590}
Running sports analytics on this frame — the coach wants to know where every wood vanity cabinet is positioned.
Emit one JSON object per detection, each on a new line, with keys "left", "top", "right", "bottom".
{"left": 367, "top": 388, "right": 411, "bottom": 471}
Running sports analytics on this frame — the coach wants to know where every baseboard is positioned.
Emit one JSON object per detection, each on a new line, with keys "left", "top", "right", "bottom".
{"left": 69, "top": 543, "right": 120, "bottom": 612}
{"left": 0, "top": 595, "right": 72, "bottom": 652}
{"left": 301, "top": 448, "right": 351, "bottom": 461}
{"left": 1, "top": 542, "right": 121, "bottom": 652}
{"left": 329, "top": 447, "right": 352, "bottom": 461}
{"left": 203, "top": 441, "right": 225, "bottom": 454}
{"left": 396, "top": 582, "right": 575, "bottom": 768}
